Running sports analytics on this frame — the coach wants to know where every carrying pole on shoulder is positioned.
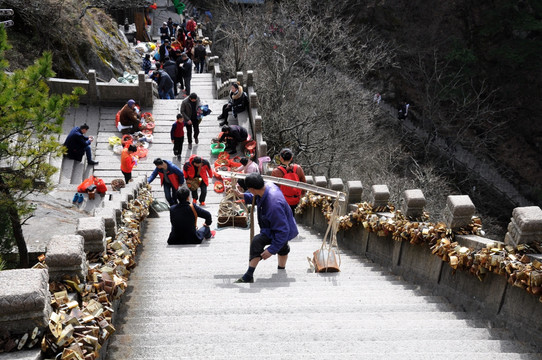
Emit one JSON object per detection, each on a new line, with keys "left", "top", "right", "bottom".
{"left": 216, "top": 170, "right": 347, "bottom": 201}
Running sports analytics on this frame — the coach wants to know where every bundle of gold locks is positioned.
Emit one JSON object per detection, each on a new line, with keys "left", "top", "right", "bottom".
{"left": 38, "top": 185, "right": 153, "bottom": 359}
{"left": 297, "top": 192, "right": 542, "bottom": 302}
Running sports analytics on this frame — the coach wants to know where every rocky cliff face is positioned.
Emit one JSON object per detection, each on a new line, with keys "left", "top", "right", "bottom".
{"left": 2, "top": 1, "right": 140, "bottom": 81}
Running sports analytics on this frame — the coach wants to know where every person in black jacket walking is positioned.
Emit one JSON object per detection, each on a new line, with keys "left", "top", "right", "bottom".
{"left": 193, "top": 39, "right": 206, "bottom": 73}
{"left": 168, "top": 187, "right": 214, "bottom": 244}
{"left": 162, "top": 56, "right": 178, "bottom": 97}
{"left": 178, "top": 52, "right": 192, "bottom": 96}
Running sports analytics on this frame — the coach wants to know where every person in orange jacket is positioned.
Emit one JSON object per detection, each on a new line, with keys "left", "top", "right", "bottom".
{"left": 120, "top": 144, "right": 138, "bottom": 183}
{"left": 183, "top": 155, "right": 213, "bottom": 206}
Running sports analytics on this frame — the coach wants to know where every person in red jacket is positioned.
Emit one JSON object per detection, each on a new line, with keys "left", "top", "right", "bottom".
{"left": 120, "top": 144, "right": 138, "bottom": 183}
{"left": 186, "top": 17, "right": 197, "bottom": 38}
{"left": 271, "top": 148, "right": 306, "bottom": 212}
{"left": 171, "top": 114, "right": 185, "bottom": 161}
{"left": 183, "top": 155, "right": 213, "bottom": 206}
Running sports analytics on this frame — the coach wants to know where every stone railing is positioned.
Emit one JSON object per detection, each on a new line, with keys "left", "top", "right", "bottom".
{"left": 0, "top": 176, "right": 149, "bottom": 358}
{"left": 205, "top": 54, "right": 542, "bottom": 347}
{"left": 48, "top": 70, "right": 156, "bottom": 107}
{"left": 207, "top": 60, "right": 268, "bottom": 171}
{"left": 295, "top": 176, "right": 542, "bottom": 349}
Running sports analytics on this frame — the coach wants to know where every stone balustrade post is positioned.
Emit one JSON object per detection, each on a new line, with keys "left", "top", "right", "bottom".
{"left": 87, "top": 70, "right": 97, "bottom": 105}
{"left": 371, "top": 185, "right": 389, "bottom": 207}
{"left": 76, "top": 217, "right": 106, "bottom": 253}
{"left": 236, "top": 71, "right": 244, "bottom": 86}
{"left": 329, "top": 178, "right": 346, "bottom": 215}
{"left": 444, "top": 195, "right": 475, "bottom": 229}
{"left": 46, "top": 235, "right": 87, "bottom": 281}
{"left": 401, "top": 189, "right": 426, "bottom": 218}
{"left": 250, "top": 92, "right": 259, "bottom": 110}
{"left": 94, "top": 207, "right": 118, "bottom": 238}
{"left": 138, "top": 71, "right": 146, "bottom": 106}
{"left": 313, "top": 176, "right": 327, "bottom": 188}
{"left": 0, "top": 269, "right": 52, "bottom": 333}
{"left": 346, "top": 181, "right": 363, "bottom": 205}
{"left": 505, "top": 206, "right": 542, "bottom": 246}
{"left": 247, "top": 70, "right": 254, "bottom": 87}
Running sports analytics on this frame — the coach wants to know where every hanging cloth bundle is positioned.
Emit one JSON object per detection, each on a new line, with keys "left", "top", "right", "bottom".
{"left": 310, "top": 197, "right": 341, "bottom": 272}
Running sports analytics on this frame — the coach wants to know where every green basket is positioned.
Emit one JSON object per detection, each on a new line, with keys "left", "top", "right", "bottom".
{"left": 211, "top": 143, "right": 226, "bottom": 155}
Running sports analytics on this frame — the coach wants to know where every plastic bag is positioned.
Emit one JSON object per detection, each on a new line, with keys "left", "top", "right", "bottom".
{"left": 108, "top": 136, "right": 122, "bottom": 147}
{"left": 77, "top": 176, "right": 95, "bottom": 193}
{"left": 94, "top": 178, "right": 107, "bottom": 194}
{"left": 113, "top": 144, "right": 123, "bottom": 154}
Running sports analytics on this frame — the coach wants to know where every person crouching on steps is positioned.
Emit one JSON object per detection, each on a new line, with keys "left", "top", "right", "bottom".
{"left": 120, "top": 144, "right": 138, "bottom": 183}
{"left": 183, "top": 155, "right": 212, "bottom": 206}
{"left": 171, "top": 114, "right": 185, "bottom": 161}
{"left": 233, "top": 173, "right": 299, "bottom": 283}
{"left": 148, "top": 158, "right": 185, "bottom": 206}
{"left": 168, "top": 186, "right": 214, "bottom": 245}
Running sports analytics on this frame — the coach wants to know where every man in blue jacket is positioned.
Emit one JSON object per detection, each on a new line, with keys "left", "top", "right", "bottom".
{"left": 63, "top": 124, "right": 99, "bottom": 165}
{"left": 234, "top": 173, "right": 299, "bottom": 283}
{"left": 148, "top": 158, "right": 185, "bottom": 205}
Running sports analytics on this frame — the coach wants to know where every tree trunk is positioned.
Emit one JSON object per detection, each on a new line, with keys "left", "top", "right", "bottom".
{"left": 0, "top": 175, "right": 29, "bottom": 268}
{"left": 9, "top": 205, "right": 28, "bottom": 268}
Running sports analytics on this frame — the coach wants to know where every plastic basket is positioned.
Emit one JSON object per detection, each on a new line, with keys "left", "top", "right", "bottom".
{"left": 211, "top": 143, "right": 226, "bottom": 155}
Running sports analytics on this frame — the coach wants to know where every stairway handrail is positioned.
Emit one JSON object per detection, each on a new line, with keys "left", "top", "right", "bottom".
{"left": 216, "top": 170, "right": 346, "bottom": 202}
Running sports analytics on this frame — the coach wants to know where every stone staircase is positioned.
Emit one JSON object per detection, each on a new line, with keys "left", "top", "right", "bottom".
{"left": 103, "top": 68, "right": 541, "bottom": 360}
{"left": 42, "top": 45, "right": 542, "bottom": 360}
{"left": 105, "top": 212, "right": 541, "bottom": 359}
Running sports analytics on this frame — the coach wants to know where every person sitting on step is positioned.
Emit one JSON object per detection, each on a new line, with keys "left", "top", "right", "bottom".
{"left": 217, "top": 82, "right": 249, "bottom": 126}
{"left": 167, "top": 186, "right": 214, "bottom": 245}
{"left": 63, "top": 123, "right": 99, "bottom": 165}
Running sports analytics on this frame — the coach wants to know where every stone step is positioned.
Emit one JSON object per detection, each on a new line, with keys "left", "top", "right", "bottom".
{"left": 107, "top": 352, "right": 541, "bottom": 360}
{"left": 106, "top": 340, "right": 535, "bottom": 359}
{"left": 114, "top": 318, "right": 496, "bottom": 334}
{"left": 111, "top": 327, "right": 512, "bottom": 344}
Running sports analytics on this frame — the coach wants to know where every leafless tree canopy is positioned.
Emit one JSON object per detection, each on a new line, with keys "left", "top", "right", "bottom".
{"left": 208, "top": 0, "right": 507, "bottom": 235}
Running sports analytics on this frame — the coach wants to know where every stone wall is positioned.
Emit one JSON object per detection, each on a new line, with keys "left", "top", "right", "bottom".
{"left": 0, "top": 176, "right": 149, "bottom": 357}
{"left": 48, "top": 70, "right": 155, "bottom": 107}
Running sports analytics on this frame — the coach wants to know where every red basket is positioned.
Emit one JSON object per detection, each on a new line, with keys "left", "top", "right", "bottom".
{"left": 214, "top": 181, "right": 225, "bottom": 193}
{"left": 122, "top": 134, "right": 133, "bottom": 147}
{"left": 136, "top": 147, "right": 148, "bottom": 158}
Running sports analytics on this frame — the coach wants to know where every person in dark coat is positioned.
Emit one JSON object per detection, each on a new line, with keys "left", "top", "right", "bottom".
{"left": 219, "top": 125, "right": 248, "bottom": 154}
{"left": 160, "top": 22, "right": 170, "bottom": 43}
{"left": 167, "top": 186, "right": 213, "bottom": 245}
{"left": 159, "top": 39, "right": 170, "bottom": 64}
{"left": 162, "top": 56, "right": 178, "bottom": 97}
{"left": 193, "top": 39, "right": 206, "bottom": 73}
{"left": 63, "top": 124, "right": 99, "bottom": 165}
{"left": 153, "top": 70, "right": 174, "bottom": 100}
{"left": 217, "top": 83, "right": 249, "bottom": 126}
{"left": 142, "top": 54, "right": 152, "bottom": 74}
{"left": 180, "top": 93, "right": 201, "bottom": 145}
{"left": 179, "top": 52, "right": 193, "bottom": 96}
